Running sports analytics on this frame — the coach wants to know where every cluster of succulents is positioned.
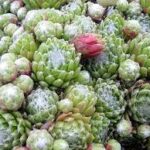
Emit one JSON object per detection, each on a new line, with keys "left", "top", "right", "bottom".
{"left": 0, "top": 0, "right": 150, "bottom": 150}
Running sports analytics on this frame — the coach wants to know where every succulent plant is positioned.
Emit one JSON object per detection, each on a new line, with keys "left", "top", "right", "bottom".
{"left": 128, "top": 34, "right": 150, "bottom": 77}
{"left": 51, "top": 113, "right": 93, "bottom": 150}
{"left": 61, "top": 0, "right": 87, "bottom": 20}
{"left": 106, "top": 139, "right": 121, "bottom": 150}
{"left": 0, "top": 83, "right": 25, "bottom": 111}
{"left": 13, "top": 75, "right": 34, "bottom": 94}
{"left": 137, "top": 124, "right": 150, "bottom": 139}
{"left": 123, "top": 20, "right": 141, "bottom": 39}
{"left": 1, "top": 53, "right": 17, "bottom": 62}
{"left": 53, "top": 139, "right": 70, "bottom": 150}
{"left": 86, "top": 35, "right": 128, "bottom": 79}
{"left": 34, "top": 21, "right": 63, "bottom": 42}
{"left": 4, "top": 23, "right": 19, "bottom": 36}
{"left": 98, "top": 11, "right": 125, "bottom": 37}
{"left": 23, "top": 9, "right": 65, "bottom": 32}
{"left": 8, "top": 32, "right": 38, "bottom": 60}
{"left": 116, "top": 118, "right": 133, "bottom": 137}
{"left": 91, "top": 113, "right": 110, "bottom": 143}
{"left": 118, "top": 59, "right": 140, "bottom": 82}
{"left": 0, "top": 13, "right": 18, "bottom": 30}
{"left": 72, "top": 33, "right": 105, "bottom": 58}
{"left": 58, "top": 98, "right": 73, "bottom": 113}
{"left": 75, "top": 70, "right": 92, "bottom": 85}
{"left": 87, "top": 2, "right": 105, "bottom": 21}
{"left": 10, "top": 0, "right": 23, "bottom": 15}
{"left": 26, "top": 129, "right": 54, "bottom": 150}
{"left": 0, "top": 110, "right": 31, "bottom": 149}
{"left": 126, "top": 1, "right": 142, "bottom": 18}
{"left": 129, "top": 82, "right": 150, "bottom": 123}
{"left": 95, "top": 78, "right": 126, "bottom": 124}
{"left": 17, "top": 7, "right": 27, "bottom": 21}
{"left": 32, "top": 37, "right": 81, "bottom": 88}
{"left": 64, "top": 15, "right": 97, "bottom": 40}
{"left": 65, "top": 84, "right": 97, "bottom": 116}
{"left": 0, "top": 0, "right": 11, "bottom": 14}
{"left": 137, "top": 14, "right": 150, "bottom": 34}
{"left": 26, "top": 87, "right": 58, "bottom": 124}
{"left": 0, "top": 60, "right": 17, "bottom": 83}
{"left": 116, "top": 0, "right": 129, "bottom": 12}
{"left": 15, "top": 57, "right": 31, "bottom": 75}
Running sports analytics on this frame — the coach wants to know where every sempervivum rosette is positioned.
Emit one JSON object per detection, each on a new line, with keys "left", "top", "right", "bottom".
{"left": 8, "top": 32, "right": 38, "bottom": 60}
{"left": 64, "top": 84, "right": 97, "bottom": 116}
{"left": 91, "top": 113, "right": 110, "bottom": 143}
{"left": 10, "top": 0, "right": 23, "bottom": 15}
{"left": 64, "top": 15, "right": 97, "bottom": 40}
{"left": 15, "top": 57, "right": 31, "bottom": 75}
{"left": 95, "top": 78, "right": 126, "bottom": 124}
{"left": 26, "top": 129, "right": 54, "bottom": 150}
{"left": 53, "top": 139, "right": 70, "bottom": 150}
{"left": 106, "top": 139, "right": 121, "bottom": 150}
{"left": 118, "top": 59, "right": 140, "bottom": 82}
{"left": 87, "top": 2, "right": 105, "bottom": 21}
{"left": 75, "top": 70, "right": 92, "bottom": 85}
{"left": 32, "top": 37, "right": 81, "bottom": 89}
{"left": 98, "top": 11, "right": 125, "bottom": 37}
{"left": 23, "top": 9, "right": 65, "bottom": 32}
{"left": 13, "top": 75, "right": 34, "bottom": 94}
{"left": 4, "top": 23, "right": 19, "bottom": 37}
{"left": 127, "top": 1, "right": 142, "bottom": 18}
{"left": 0, "top": 110, "right": 31, "bottom": 149}
{"left": 128, "top": 34, "right": 150, "bottom": 78}
{"left": 137, "top": 124, "right": 150, "bottom": 139}
{"left": 0, "top": 53, "right": 32, "bottom": 81}
{"left": 34, "top": 21, "right": 63, "bottom": 42}
{"left": 0, "top": 0, "right": 11, "bottom": 14}
{"left": 26, "top": 87, "right": 58, "bottom": 124}
{"left": 129, "top": 81, "right": 150, "bottom": 123}
{"left": 116, "top": 116, "right": 133, "bottom": 138}
{"left": 137, "top": 14, "right": 150, "bottom": 34}
{"left": 0, "top": 59, "right": 18, "bottom": 83}
{"left": 123, "top": 20, "right": 141, "bottom": 39}
{"left": 0, "top": 83, "right": 25, "bottom": 111}
{"left": 86, "top": 35, "right": 128, "bottom": 79}
{"left": 17, "top": 7, "right": 27, "bottom": 21}
{"left": 0, "top": 13, "right": 18, "bottom": 30}
{"left": 50, "top": 113, "right": 93, "bottom": 150}
{"left": 116, "top": 0, "right": 129, "bottom": 12}
{"left": 61, "top": 0, "right": 87, "bottom": 20}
